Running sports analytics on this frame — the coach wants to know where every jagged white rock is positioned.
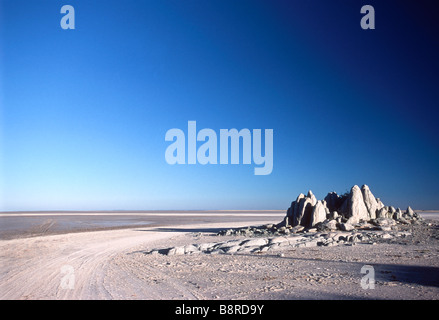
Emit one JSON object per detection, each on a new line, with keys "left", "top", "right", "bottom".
{"left": 310, "top": 200, "right": 327, "bottom": 227}
{"left": 361, "top": 184, "right": 379, "bottom": 220}
{"left": 285, "top": 184, "right": 420, "bottom": 231}
{"left": 347, "top": 185, "right": 369, "bottom": 224}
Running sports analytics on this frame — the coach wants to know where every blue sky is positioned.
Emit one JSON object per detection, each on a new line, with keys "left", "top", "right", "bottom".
{"left": 1, "top": 0, "right": 439, "bottom": 211}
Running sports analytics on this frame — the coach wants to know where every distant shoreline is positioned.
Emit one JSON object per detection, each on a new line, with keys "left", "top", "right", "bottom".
{"left": 1, "top": 209, "right": 436, "bottom": 213}
{"left": 0, "top": 211, "right": 286, "bottom": 240}
{"left": 0, "top": 209, "right": 285, "bottom": 215}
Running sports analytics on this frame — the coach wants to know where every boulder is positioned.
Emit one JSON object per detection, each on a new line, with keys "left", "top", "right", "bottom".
{"left": 326, "top": 219, "right": 338, "bottom": 230}
{"left": 376, "top": 207, "right": 388, "bottom": 218}
{"left": 307, "top": 190, "right": 317, "bottom": 206}
{"left": 393, "top": 208, "right": 403, "bottom": 220}
{"left": 316, "top": 219, "right": 338, "bottom": 231}
{"left": 406, "top": 206, "right": 415, "bottom": 217}
{"left": 167, "top": 246, "right": 185, "bottom": 256}
{"left": 329, "top": 211, "right": 339, "bottom": 220}
{"left": 361, "top": 184, "right": 378, "bottom": 219}
{"left": 324, "top": 191, "right": 341, "bottom": 212}
{"left": 288, "top": 194, "right": 302, "bottom": 226}
{"left": 294, "top": 193, "right": 305, "bottom": 219}
{"left": 296, "top": 196, "right": 314, "bottom": 227}
{"left": 310, "top": 200, "right": 327, "bottom": 227}
{"left": 184, "top": 244, "right": 199, "bottom": 254}
{"left": 346, "top": 185, "right": 369, "bottom": 224}
{"left": 376, "top": 198, "right": 385, "bottom": 209}
{"left": 338, "top": 197, "right": 349, "bottom": 216}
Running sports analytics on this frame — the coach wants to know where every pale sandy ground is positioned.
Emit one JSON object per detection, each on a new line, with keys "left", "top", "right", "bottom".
{"left": 0, "top": 218, "right": 278, "bottom": 299}
{"left": 1, "top": 212, "right": 438, "bottom": 300}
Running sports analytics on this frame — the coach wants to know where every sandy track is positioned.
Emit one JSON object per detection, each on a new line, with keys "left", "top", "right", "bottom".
{"left": 0, "top": 220, "right": 275, "bottom": 300}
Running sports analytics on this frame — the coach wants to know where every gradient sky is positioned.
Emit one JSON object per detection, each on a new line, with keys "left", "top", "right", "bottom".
{"left": 1, "top": 0, "right": 439, "bottom": 211}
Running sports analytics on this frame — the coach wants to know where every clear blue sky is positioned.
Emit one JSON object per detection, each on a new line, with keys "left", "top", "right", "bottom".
{"left": 1, "top": 0, "right": 439, "bottom": 211}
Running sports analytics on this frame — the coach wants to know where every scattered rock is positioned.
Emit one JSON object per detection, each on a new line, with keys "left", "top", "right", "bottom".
{"left": 241, "top": 238, "right": 268, "bottom": 247}
{"left": 371, "top": 217, "right": 396, "bottom": 227}
{"left": 316, "top": 219, "right": 338, "bottom": 231}
{"left": 146, "top": 225, "right": 419, "bottom": 256}
{"left": 339, "top": 223, "right": 355, "bottom": 231}
{"left": 291, "top": 225, "right": 305, "bottom": 233}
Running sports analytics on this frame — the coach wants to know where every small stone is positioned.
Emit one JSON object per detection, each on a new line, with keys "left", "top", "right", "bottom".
{"left": 184, "top": 244, "right": 199, "bottom": 254}
{"left": 291, "top": 225, "right": 305, "bottom": 233}
{"left": 167, "top": 246, "right": 185, "bottom": 256}
{"left": 241, "top": 238, "right": 268, "bottom": 247}
{"left": 199, "top": 243, "right": 218, "bottom": 252}
{"left": 304, "top": 240, "right": 319, "bottom": 247}
{"left": 398, "top": 217, "right": 410, "bottom": 224}
{"left": 267, "top": 243, "right": 282, "bottom": 251}
{"left": 217, "top": 240, "right": 241, "bottom": 249}
{"left": 223, "top": 245, "right": 241, "bottom": 253}
{"left": 339, "top": 223, "right": 354, "bottom": 231}
{"left": 270, "top": 237, "right": 289, "bottom": 244}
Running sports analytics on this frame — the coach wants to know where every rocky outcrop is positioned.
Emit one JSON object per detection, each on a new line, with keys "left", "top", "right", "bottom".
{"left": 144, "top": 185, "right": 423, "bottom": 257}
{"left": 286, "top": 190, "right": 322, "bottom": 228}
{"left": 145, "top": 226, "right": 412, "bottom": 256}
{"left": 284, "top": 184, "right": 422, "bottom": 232}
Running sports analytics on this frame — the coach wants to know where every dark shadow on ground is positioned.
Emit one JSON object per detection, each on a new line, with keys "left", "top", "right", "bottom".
{"left": 237, "top": 253, "right": 439, "bottom": 288}
{"left": 134, "top": 227, "right": 232, "bottom": 234}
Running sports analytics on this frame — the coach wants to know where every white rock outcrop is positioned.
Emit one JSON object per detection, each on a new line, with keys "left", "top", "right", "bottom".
{"left": 284, "top": 184, "right": 420, "bottom": 231}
